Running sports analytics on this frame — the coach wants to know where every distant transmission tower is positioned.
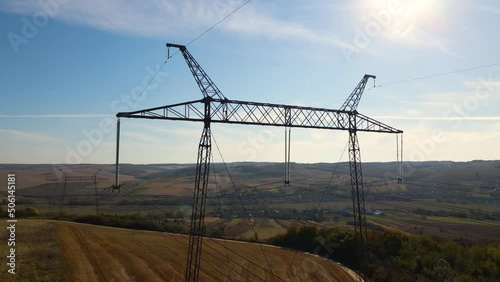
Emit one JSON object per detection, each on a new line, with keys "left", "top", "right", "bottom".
{"left": 58, "top": 169, "right": 106, "bottom": 215}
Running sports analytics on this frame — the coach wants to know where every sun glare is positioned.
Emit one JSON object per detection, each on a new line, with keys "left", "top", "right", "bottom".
{"left": 357, "top": 0, "right": 450, "bottom": 45}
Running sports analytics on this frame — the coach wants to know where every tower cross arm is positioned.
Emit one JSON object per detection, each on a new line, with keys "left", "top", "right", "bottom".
{"left": 354, "top": 113, "right": 402, "bottom": 133}
{"left": 117, "top": 98, "right": 402, "bottom": 134}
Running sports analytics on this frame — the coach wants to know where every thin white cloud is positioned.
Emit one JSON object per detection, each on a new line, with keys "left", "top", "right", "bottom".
{"left": 0, "top": 0, "right": 352, "bottom": 49}
{"left": 386, "top": 25, "right": 460, "bottom": 58}
{"left": 392, "top": 75, "right": 499, "bottom": 111}
{"left": 122, "top": 131, "right": 159, "bottom": 143}
{"left": 221, "top": 5, "right": 348, "bottom": 48}
{"left": 397, "top": 99, "right": 457, "bottom": 108}
{"left": 397, "top": 122, "right": 500, "bottom": 161}
{"left": 0, "top": 0, "right": 219, "bottom": 36}
{"left": 372, "top": 116, "right": 500, "bottom": 121}
{"left": 0, "top": 114, "right": 111, "bottom": 118}
{"left": 463, "top": 79, "right": 500, "bottom": 91}
{"left": 0, "top": 129, "right": 63, "bottom": 142}
{"left": 127, "top": 122, "right": 201, "bottom": 139}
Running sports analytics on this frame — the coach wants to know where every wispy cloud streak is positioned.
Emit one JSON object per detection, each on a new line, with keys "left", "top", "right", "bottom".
{"left": 0, "top": 129, "right": 63, "bottom": 142}
{"left": 0, "top": 0, "right": 350, "bottom": 49}
{"left": 373, "top": 116, "right": 500, "bottom": 121}
{"left": 0, "top": 114, "right": 112, "bottom": 118}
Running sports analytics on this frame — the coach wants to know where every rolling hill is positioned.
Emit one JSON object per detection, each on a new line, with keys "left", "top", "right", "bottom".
{"left": 0, "top": 219, "right": 357, "bottom": 282}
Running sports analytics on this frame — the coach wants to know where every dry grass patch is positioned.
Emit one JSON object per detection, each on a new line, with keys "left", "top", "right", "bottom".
{"left": 0, "top": 219, "right": 66, "bottom": 282}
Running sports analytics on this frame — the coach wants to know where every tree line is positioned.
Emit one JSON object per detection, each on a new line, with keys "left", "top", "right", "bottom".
{"left": 269, "top": 226, "right": 500, "bottom": 281}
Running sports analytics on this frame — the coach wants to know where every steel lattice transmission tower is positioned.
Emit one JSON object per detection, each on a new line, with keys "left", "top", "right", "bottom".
{"left": 58, "top": 169, "right": 105, "bottom": 215}
{"left": 342, "top": 74, "right": 376, "bottom": 280}
{"left": 113, "top": 44, "right": 403, "bottom": 281}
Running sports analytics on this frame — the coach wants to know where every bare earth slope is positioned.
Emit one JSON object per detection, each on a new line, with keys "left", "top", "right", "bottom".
{"left": 55, "top": 221, "right": 356, "bottom": 282}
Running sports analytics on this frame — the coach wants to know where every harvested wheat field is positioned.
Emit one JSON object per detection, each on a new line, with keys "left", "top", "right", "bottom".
{"left": 1, "top": 219, "right": 357, "bottom": 281}
{"left": 56, "top": 221, "right": 357, "bottom": 281}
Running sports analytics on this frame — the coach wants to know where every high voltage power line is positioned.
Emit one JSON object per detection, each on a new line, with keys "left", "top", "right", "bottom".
{"left": 210, "top": 157, "right": 233, "bottom": 280}
{"left": 27, "top": 168, "right": 498, "bottom": 280}
{"left": 110, "top": 185, "right": 274, "bottom": 281}
{"left": 127, "top": 0, "right": 252, "bottom": 111}
{"left": 371, "top": 62, "right": 500, "bottom": 89}
{"left": 211, "top": 132, "right": 280, "bottom": 280}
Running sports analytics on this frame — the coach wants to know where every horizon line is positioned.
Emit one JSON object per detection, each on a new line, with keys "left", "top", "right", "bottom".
{"left": 1, "top": 159, "right": 498, "bottom": 166}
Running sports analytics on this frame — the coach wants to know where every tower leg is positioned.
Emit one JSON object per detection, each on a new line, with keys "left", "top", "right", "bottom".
{"left": 185, "top": 125, "right": 211, "bottom": 282}
{"left": 348, "top": 130, "right": 367, "bottom": 281}
{"left": 113, "top": 118, "right": 121, "bottom": 191}
{"left": 60, "top": 177, "right": 67, "bottom": 214}
{"left": 94, "top": 176, "right": 99, "bottom": 215}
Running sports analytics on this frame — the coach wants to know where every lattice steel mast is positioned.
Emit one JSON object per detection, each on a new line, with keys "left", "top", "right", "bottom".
{"left": 58, "top": 170, "right": 106, "bottom": 215}
{"left": 185, "top": 98, "right": 212, "bottom": 281}
{"left": 341, "top": 74, "right": 375, "bottom": 281}
{"left": 115, "top": 44, "right": 402, "bottom": 281}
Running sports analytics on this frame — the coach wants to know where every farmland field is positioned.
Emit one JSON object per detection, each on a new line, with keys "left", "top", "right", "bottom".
{"left": 0, "top": 219, "right": 356, "bottom": 282}
{"left": 2, "top": 161, "right": 500, "bottom": 280}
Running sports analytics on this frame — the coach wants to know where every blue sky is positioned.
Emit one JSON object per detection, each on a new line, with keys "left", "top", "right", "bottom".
{"left": 1, "top": 0, "right": 499, "bottom": 164}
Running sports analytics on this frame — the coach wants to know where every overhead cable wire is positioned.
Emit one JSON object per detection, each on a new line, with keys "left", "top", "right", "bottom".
{"left": 372, "top": 62, "right": 500, "bottom": 88}
{"left": 115, "top": 190, "right": 267, "bottom": 282}
{"left": 127, "top": 0, "right": 252, "bottom": 111}
{"left": 211, "top": 152, "right": 233, "bottom": 280}
{"left": 185, "top": 0, "right": 251, "bottom": 48}
{"left": 287, "top": 141, "right": 349, "bottom": 271}
{"left": 211, "top": 132, "right": 285, "bottom": 282}
{"left": 165, "top": 0, "right": 252, "bottom": 60}
{"left": 115, "top": 176, "right": 278, "bottom": 281}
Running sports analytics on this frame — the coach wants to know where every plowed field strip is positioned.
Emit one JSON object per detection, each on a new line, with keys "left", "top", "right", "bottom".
{"left": 55, "top": 221, "right": 357, "bottom": 281}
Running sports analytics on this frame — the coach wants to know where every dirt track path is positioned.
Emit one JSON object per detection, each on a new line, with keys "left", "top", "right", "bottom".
{"left": 55, "top": 221, "right": 357, "bottom": 281}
